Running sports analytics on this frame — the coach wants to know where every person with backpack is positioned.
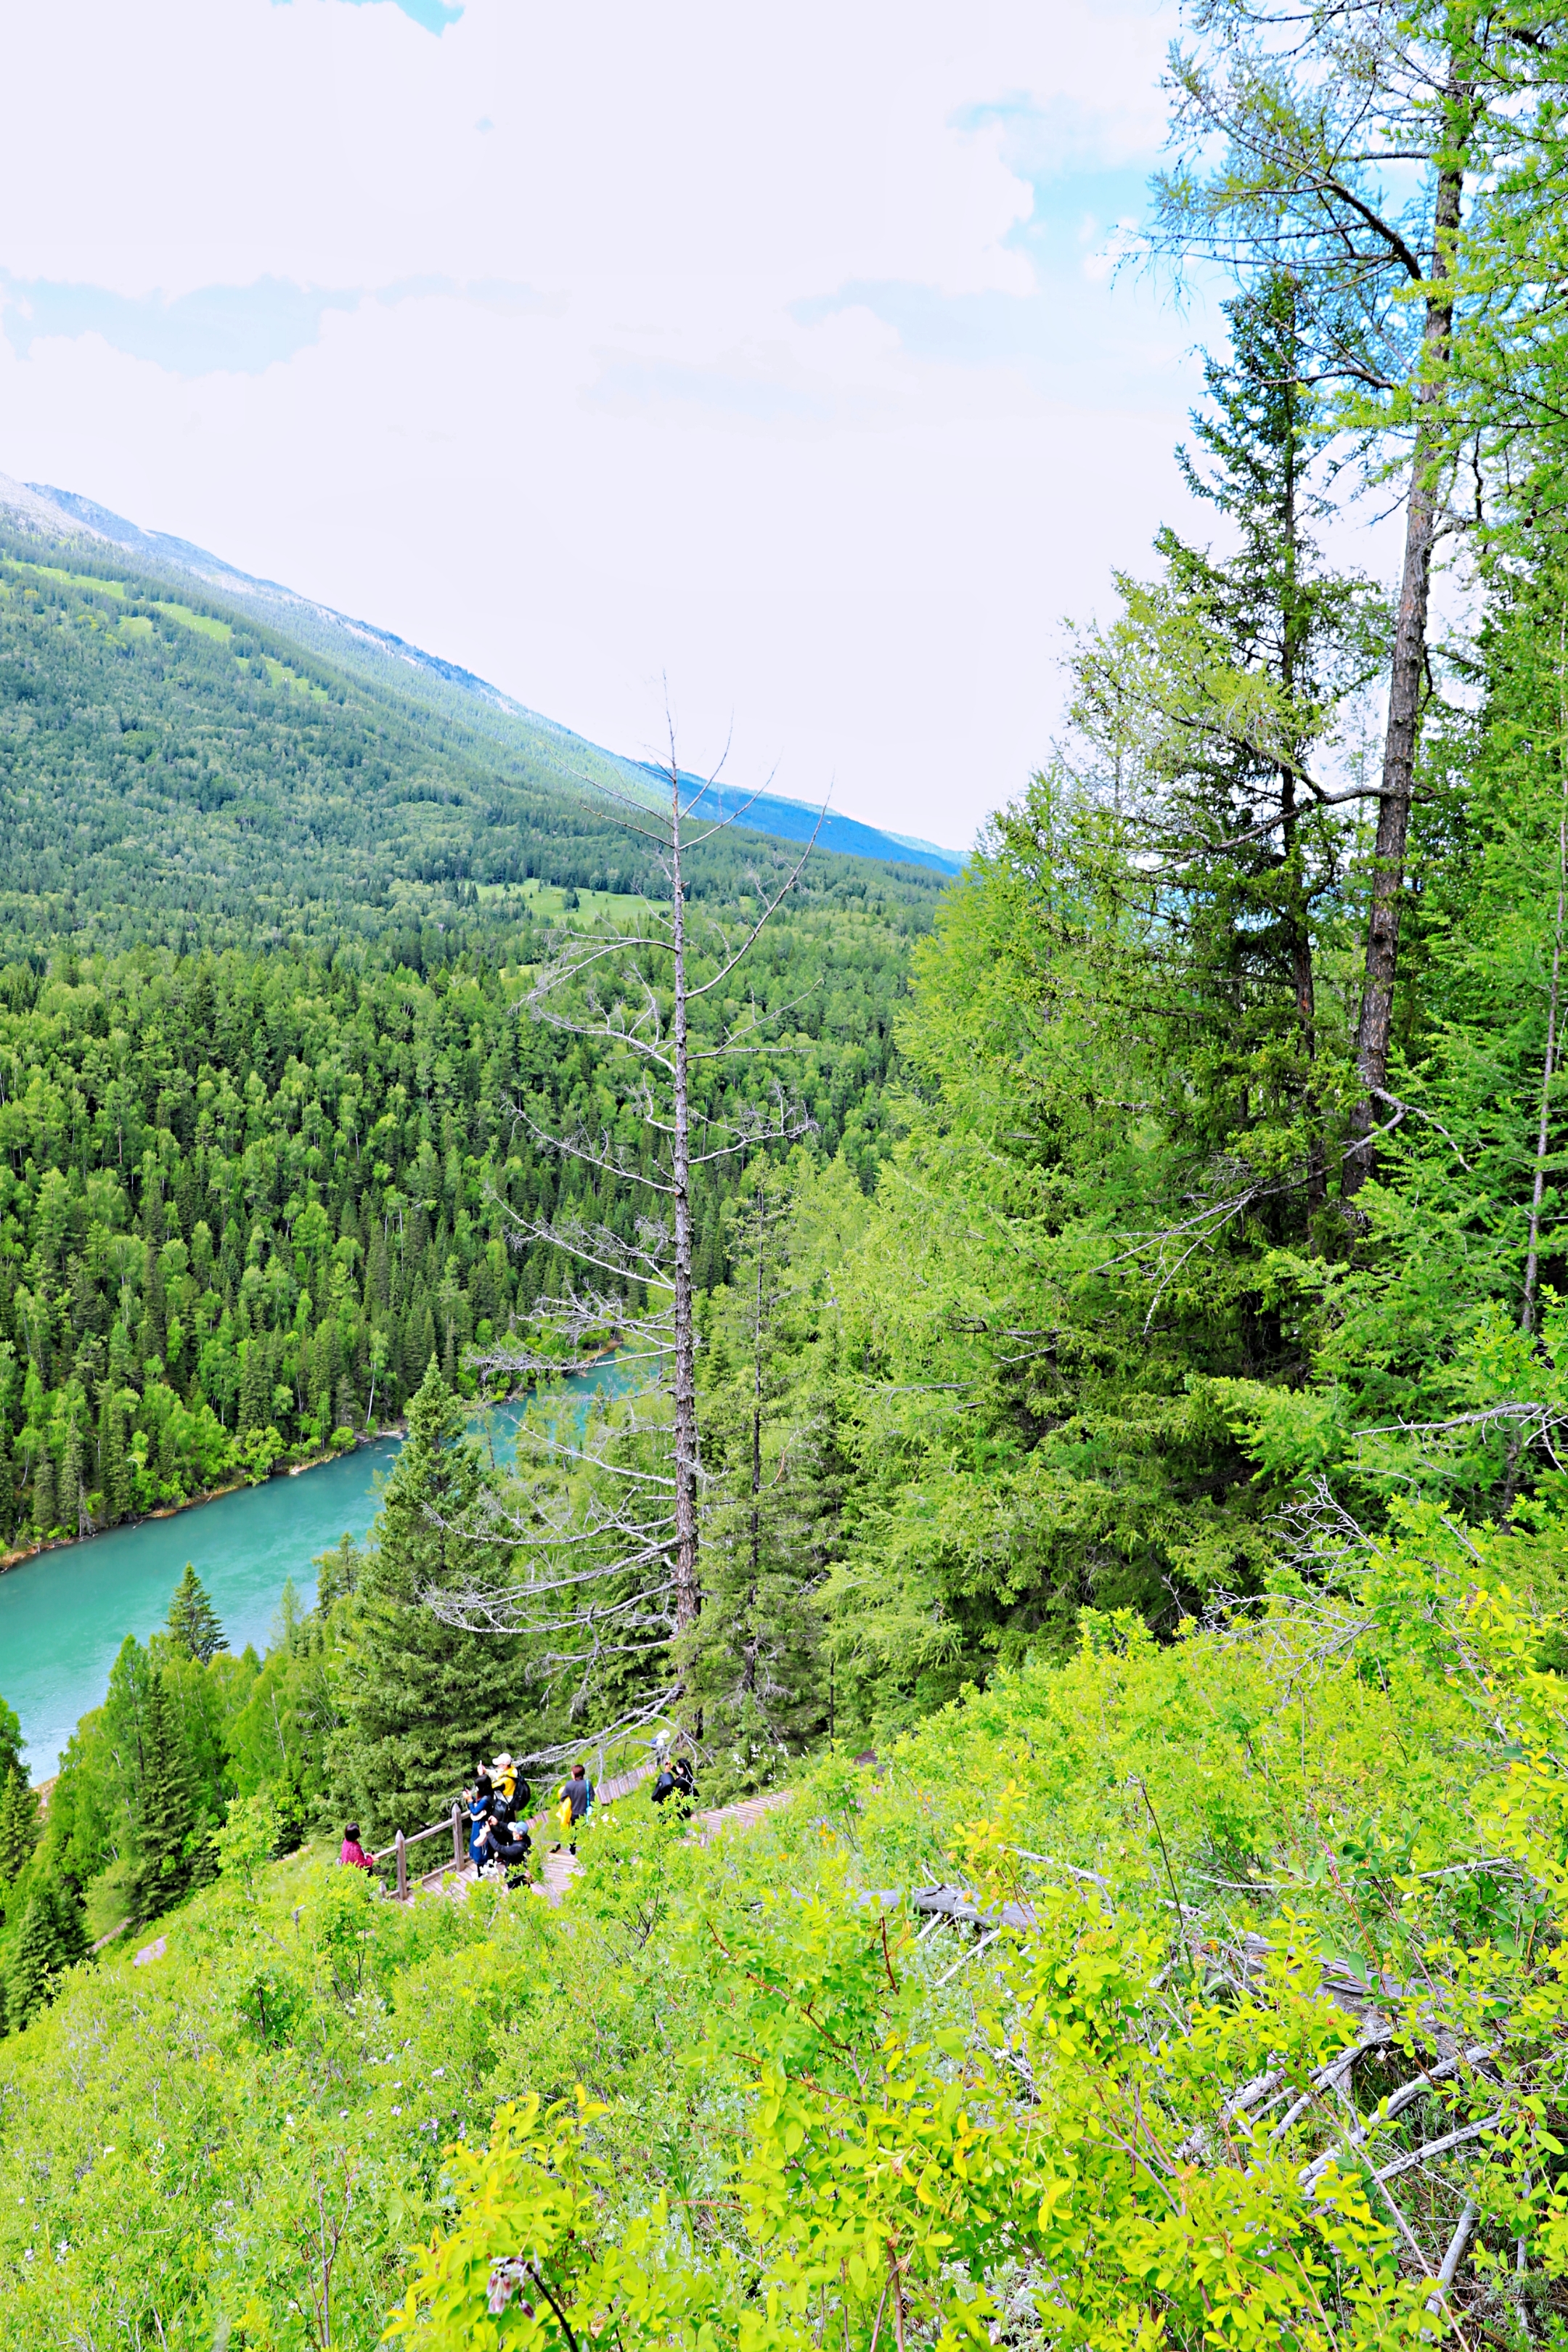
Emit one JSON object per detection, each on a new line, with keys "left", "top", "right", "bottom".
{"left": 484, "top": 1813, "right": 533, "bottom": 1886}
{"left": 560, "top": 1762, "right": 594, "bottom": 1853}
{"left": 651, "top": 1754, "right": 696, "bottom": 1819}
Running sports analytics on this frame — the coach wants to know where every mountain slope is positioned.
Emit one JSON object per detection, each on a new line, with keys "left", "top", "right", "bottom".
{"left": 0, "top": 502, "right": 951, "bottom": 953}
{"left": 3, "top": 474, "right": 963, "bottom": 879}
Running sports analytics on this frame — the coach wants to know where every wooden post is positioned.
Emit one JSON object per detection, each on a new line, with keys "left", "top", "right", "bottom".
{"left": 452, "top": 1802, "right": 463, "bottom": 1869}
{"left": 395, "top": 1828, "right": 408, "bottom": 1903}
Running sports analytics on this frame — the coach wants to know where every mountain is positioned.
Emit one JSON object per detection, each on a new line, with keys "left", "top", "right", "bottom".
{"left": 2, "top": 475, "right": 964, "bottom": 878}
{"left": 0, "top": 477, "right": 957, "bottom": 955}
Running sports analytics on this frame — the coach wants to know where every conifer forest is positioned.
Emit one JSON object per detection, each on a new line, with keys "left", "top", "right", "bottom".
{"left": 9, "top": 4, "right": 1568, "bottom": 2346}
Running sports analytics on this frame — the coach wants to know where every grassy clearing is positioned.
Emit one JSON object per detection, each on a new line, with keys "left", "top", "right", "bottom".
{"left": 1, "top": 560, "right": 126, "bottom": 599}
{"left": 152, "top": 600, "right": 233, "bottom": 643}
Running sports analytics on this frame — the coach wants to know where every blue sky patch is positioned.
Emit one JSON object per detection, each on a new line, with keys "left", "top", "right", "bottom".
{"left": 0, "top": 275, "right": 363, "bottom": 377}
{"left": 274, "top": 0, "right": 463, "bottom": 30}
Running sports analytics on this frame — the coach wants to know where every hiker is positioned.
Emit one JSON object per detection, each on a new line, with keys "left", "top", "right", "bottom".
{"left": 467, "top": 1771, "right": 495, "bottom": 1866}
{"left": 487, "top": 1816, "right": 532, "bottom": 1885}
{"left": 652, "top": 1755, "right": 695, "bottom": 1817}
{"left": 339, "top": 1823, "right": 375, "bottom": 1872}
{"left": 495, "top": 1757, "right": 532, "bottom": 1818}
{"left": 555, "top": 1761, "right": 594, "bottom": 1855}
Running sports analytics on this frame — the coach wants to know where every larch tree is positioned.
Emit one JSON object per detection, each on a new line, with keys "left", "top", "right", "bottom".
{"left": 1147, "top": 0, "right": 1559, "bottom": 1194}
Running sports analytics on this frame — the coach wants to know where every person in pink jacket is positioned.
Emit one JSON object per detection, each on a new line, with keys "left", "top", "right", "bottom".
{"left": 339, "top": 1822, "right": 376, "bottom": 1871}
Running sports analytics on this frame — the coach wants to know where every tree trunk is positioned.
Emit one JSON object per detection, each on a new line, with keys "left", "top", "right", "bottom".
{"left": 669, "top": 791, "right": 701, "bottom": 1634}
{"left": 744, "top": 1180, "right": 764, "bottom": 1696}
{"left": 1343, "top": 141, "right": 1464, "bottom": 1199}
{"left": 1520, "top": 628, "right": 1568, "bottom": 1340}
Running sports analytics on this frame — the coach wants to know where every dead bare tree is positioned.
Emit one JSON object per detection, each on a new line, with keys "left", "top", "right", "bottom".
{"left": 427, "top": 709, "right": 820, "bottom": 1744}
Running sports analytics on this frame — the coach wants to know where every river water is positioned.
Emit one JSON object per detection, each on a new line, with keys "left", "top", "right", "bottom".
{"left": 0, "top": 1360, "right": 634, "bottom": 1779}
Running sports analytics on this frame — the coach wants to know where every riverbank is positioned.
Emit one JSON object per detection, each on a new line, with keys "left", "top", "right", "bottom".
{"left": 0, "top": 1350, "right": 624, "bottom": 1580}
{"left": 0, "top": 1357, "right": 637, "bottom": 1781}
{"left": 0, "top": 1422, "right": 409, "bottom": 1579}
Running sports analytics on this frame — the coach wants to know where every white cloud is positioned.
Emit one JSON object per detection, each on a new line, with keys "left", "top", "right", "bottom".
{"left": 0, "top": 0, "right": 1209, "bottom": 846}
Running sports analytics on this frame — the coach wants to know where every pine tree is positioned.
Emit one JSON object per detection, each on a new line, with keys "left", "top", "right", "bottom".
{"left": 125, "top": 1673, "right": 194, "bottom": 1928}
{"left": 0, "top": 1691, "right": 24, "bottom": 1790}
{"left": 314, "top": 1531, "right": 362, "bottom": 1613}
{"left": 685, "top": 1177, "right": 825, "bottom": 1792}
{"left": 106, "top": 1392, "right": 133, "bottom": 1524}
{"left": 61, "top": 1410, "right": 89, "bottom": 1536}
{"left": 30, "top": 1449, "right": 55, "bottom": 1540}
{"left": 238, "top": 1336, "right": 269, "bottom": 1435}
{"left": 7, "top": 1896, "right": 57, "bottom": 2028}
{"left": 166, "top": 1564, "right": 226, "bottom": 1663}
{"left": 335, "top": 1363, "right": 526, "bottom": 1841}
{"left": 0, "top": 1768, "right": 40, "bottom": 1885}
{"left": 7, "top": 1885, "right": 86, "bottom": 2029}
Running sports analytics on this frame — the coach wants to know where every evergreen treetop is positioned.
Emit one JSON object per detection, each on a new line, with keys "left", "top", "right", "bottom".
{"left": 0, "top": 1770, "right": 40, "bottom": 1889}
{"left": 166, "top": 1564, "right": 226, "bottom": 1665}
{"left": 0, "top": 1693, "right": 24, "bottom": 1793}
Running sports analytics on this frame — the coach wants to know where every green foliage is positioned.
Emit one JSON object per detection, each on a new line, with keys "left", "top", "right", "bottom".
{"left": 0, "top": 905, "right": 914, "bottom": 1546}
{"left": 0, "top": 1690, "right": 24, "bottom": 1791}
{"left": 124, "top": 1670, "right": 195, "bottom": 1927}
{"left": 166, "top": 1560, "right": 226, "bottom": 1662}
{"left": 5, "top": 1881, "right": 86, "bottom": 2033}
{"left": 0, "top": 1768, "right": 40, "bottom": 1892}
{"left": 333, "top": 1363, "right": 527, "bottom": 1841}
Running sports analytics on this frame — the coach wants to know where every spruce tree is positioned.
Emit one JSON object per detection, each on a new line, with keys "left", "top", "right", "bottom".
{"left": 30, "top": 1450, "right": 55, "bottom": 1539}
{"left": 238, "top": 1336, "right": 270, "bottom": 1434}
{"left": 166, "top": 1564, "right": 226, "bottom": 1663}
{"left": 685, "top": 1177, "right": 825, "bottom": 1793}
{"left": 62, "top": 1410, "right": 89, "bottom": 1536}
{"left": 8, "top": 1896, "right": 57, "bottom": 2028}
{"left": 336, "top": 1362, "right": 526, "bottom": 1841}
{"left": 126, "top": 1673, "right": 194, "bottom": 1928}
{"left": 7, "top": 1885, "right": 85, "bottom": 2028}
{"left": 0, "top": 1768, "right": 40, "bottom": 1885}
{"left": 0, "top": 1691, "right": 25, "bottom": 1790}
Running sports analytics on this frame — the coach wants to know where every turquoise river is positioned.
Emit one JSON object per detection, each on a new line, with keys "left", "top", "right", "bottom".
{"left": 0, "top": 1360, "right": 631, "bottom": 1779}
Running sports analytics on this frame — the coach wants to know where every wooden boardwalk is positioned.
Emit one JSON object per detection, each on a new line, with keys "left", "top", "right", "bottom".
{"left": 423, "top": 1784, "right": 795, "bottom": 1908}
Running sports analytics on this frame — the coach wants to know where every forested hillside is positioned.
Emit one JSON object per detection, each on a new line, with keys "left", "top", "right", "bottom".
{"left": 0, "top": 903, "right": 912, "bottom": 1550}
{"left": 0, "top": 534, "right": 946, "bottom": 950}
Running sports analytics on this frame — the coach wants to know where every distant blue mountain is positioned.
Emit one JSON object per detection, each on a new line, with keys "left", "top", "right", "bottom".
{"left": 17, "top": 477, "right": 966, "bottom": 880}
{"left": 657, "top": 773, "right": 963, "bottom": 875}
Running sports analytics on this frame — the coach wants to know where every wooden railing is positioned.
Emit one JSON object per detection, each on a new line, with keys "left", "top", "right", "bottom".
{"left": 370, "top": 1760, "right": 659, "bottom": 1900}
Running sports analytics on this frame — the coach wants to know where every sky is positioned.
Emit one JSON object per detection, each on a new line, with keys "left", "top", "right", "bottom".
{"left": 0, "top": 0, "right": 1225, "bottom": 851}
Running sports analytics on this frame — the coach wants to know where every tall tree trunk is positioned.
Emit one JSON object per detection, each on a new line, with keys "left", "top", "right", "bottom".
{"left": 743, "top": 1180, "right": 764, "bottom": 1696}
{"left": 669, "top": 790, "right": 701, "bottom": 1635}
{"left": 1502, "top": 626, "right": 1568, "bottom": 1522}
{"left": 1277, "top": 349, "right": 1325, "bottom": 1215}
{"left": 1520, "top": 626, "right": 1568, "bottom": 1339}
{"left": 1343, "top": 140, "right": 1465, "bottom": 1199}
